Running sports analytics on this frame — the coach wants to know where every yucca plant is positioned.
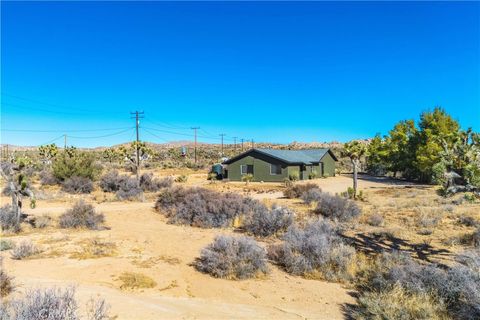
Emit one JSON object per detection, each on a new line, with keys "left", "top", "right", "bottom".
{"left": 0, "top": 161, "right": 36, "bottom": 226}
{"left": 241, "top": 173, "right": 254, "bottom": 185}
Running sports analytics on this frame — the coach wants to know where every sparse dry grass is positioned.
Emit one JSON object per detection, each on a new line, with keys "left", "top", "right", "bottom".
{"left": 70, "top": 238, "right": 117, "bottom": 260}
{"left": 132, "top": 255, "right": 181, "bottom": 268}
{"left": 118, "top": 272, "right": 157, "bottom": 290}
{"left": 159, "top": 280, "right": 179, "bottom": 291}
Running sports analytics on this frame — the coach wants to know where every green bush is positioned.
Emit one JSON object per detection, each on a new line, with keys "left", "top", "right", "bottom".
{"left": 52, "top": 152, "right": 101, "bottom": 182}
{"left": 288, "top": 172, "right": 299, "bottom": 181}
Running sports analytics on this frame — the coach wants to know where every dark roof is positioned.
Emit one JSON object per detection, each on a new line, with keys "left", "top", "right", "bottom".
{"left": 223, "top": 148, "right": 338, "bottom": 165}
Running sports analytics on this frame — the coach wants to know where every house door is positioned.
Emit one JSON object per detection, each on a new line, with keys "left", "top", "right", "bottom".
{"left": 320, "top": 162, "right": 324, "bottom": 176}
{"left": 300, "top": 164, "right": 306, "bottom": 180}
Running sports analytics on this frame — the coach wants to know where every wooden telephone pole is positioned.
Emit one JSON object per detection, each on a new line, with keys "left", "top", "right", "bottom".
{"left": 131, "top": 111, "right": 144, "bottom": 180}
{"left": 219, "top": 133, "right": 226, "bottom": 157}
{"left": 233, "top": 137, "right": 237, "bottom": 153}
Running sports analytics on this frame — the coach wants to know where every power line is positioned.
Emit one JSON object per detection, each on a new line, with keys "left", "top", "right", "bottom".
{"left": 143, "top": 118, "right": 189, "bottom": 130}
{"left": 143, "top": 128, "right": 170, "bottom": 143}
{"left": 36, "top": 134, "right": 65, "bottom": 147}
{"left": 67, "top": 128, "right": 134, "bottom": 139}
{"left": 1, "top": 126, "right": 133, "bottom": 133}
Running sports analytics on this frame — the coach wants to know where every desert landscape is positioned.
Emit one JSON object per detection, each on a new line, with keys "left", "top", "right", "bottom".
{"left": 1, "top": 2, "right": 479, "bottom": 319}
{"left": 1, "top": 167, "right": 479, "bottom": 319}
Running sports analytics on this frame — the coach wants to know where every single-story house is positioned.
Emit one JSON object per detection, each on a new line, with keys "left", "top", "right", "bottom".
{"left": 222, "top": 148, "right": 337, "bottom": 182}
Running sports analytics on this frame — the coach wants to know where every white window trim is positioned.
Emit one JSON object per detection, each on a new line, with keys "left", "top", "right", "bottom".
{"left": 270, "top": 164, "right": 281, "bottom": 175}
{"left": 240, "top": 164, "right": 248, "bottom": 175}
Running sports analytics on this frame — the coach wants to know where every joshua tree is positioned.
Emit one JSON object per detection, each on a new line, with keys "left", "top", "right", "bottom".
{"left": 241, "top": 173, "right": 254, "bottom": 186}
{"left": 0, "top": 161, "right": 36, "bottom": 225}
{"left": 38, "top": 143, "right": 58, "bottom": 166}
{"left": 119, "top": 142, "right": 153, "bottom": 181}
{"left": 103, "top": 147, "right": 120, "bottom": 164}
{"left": 343, "top": 141, "right": 366, "bottom": 199}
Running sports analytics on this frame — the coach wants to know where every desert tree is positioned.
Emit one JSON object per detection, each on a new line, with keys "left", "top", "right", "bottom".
{"left": 0, "top": 161, "right": 36, "bottom": 226}
{"left": 241, "top": 173, "right": 254, "bottom": 186}
{"left": 38, "top": 143, "right": 58, "bottom": 166}
{"left": 119, "top": 141, "right": 153, "bottom": 180}
{"left": 343, "top": 141, "right": 366, "bottom": 199}
{"left": 102, "top": 147, "right": 120, "bottom": 164}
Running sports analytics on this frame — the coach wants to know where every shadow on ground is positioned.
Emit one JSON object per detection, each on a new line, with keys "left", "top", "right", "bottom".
{"left": 343, "top": 231, "right": 451, "bottom": 266}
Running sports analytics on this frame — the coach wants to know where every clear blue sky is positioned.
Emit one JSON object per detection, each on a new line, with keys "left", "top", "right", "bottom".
{"left": 1, "top": 1, "right": 479, "bottom": 147}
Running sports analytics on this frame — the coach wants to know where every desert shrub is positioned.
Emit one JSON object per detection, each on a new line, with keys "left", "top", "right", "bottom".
{"left": 458, "top": 215, "right": 478, "bottom": 227}
{"left": 0, "top": 259, "right": 14, "bottom": 297}
{"left": 116, "top": 176, "right": 143, "bottom": 200}
{"left": 308, "top": 170, "right": 318, "bottom": 179}
{"left": 62, "top": 176, "right": 94, "bottom": 194}
{"left": 283, "top": 183, "right": 320, "bottom": 199}
{"left": 1, "top": 286, "right": 110, "bottom": 320}
{"left": 207, "top": 172, "right": 218, "bottom": 183}
{"left": 243, "top": 205, "right": 294, "bottom": 237}
{"left": 454, "top": 227, "right": 480, "bottom": 247}
{"left": 11, "top": 241, "right": 40, "bottom": 260}
{"left": 366, "top": 213, "right": 384, "bottom": 227}
{"left": 52, "top": 151, "right": 100, "bottom": 182}
{"left": 154, "top": 186, "right": 190, "bottom": 215}
{"left": 415, "top": 209, "right": 441, "bottom": 229}
{"left": 314, "top": 192, "right": 361, "bottom": 222}
{"left": 268, "top": 219, "right": 356, "bottom": 282}
{"left": 241, "top": 173, "right": 254, "bottom": 184}
{"left": 288, "top": 172, "right": 299, "bottom": 181}
{"left": 39, "top": 169, "right": 58, "bottom": 186}
{"left": 34, "top": 214, "right": 52, "bottom": 229}
{"left": 118, "top": 272, "right": 157, "bottom": 290}
{"left": 353, "top": 284, "right": 448, "bottom": 320}
{"left": 174, "top": 175, "right": 188, "bottom": 183}
{"left": 0, "top": 205, "right": 21, "bottom": 233}
{"left": 464, "top": 193, "right": 476, "bottom": 203}
{"left": 99, "top": 170, "right": 125, "bottom": 192}
{"left": 99, "top": 171, "right": 143, "bottom": 200}
{"left": 470, "top": 228, "right": 480, "bottom": 247}
{"left": 300, "top": 188, "right": 323, "bottom": 204}
{"left": 0, "top": 239, "right": 14, "bottom": 251}
{"left": 139, "top": 173, "right": 173, "bottom": 192}
{"left": 195, "top": 235, "right": 268, "bottom": 280}
{"left": 355, "top": 250, "right": 480, "bottom": 320}
{"left": 155, "top": 187, "right": 259, "bottom": 228}
{"left": 59, "top": 200, "right": 105, "bottom": 230}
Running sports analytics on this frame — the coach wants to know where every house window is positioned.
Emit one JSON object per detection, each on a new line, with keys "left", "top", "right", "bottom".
{"left": 241, "top": 165, "right": 247, "bottom": 175}
{"left": 270, "top": 164, "right": 281, "bottom": 175}
{"left": 241, "top": 165, "right": 254, "bottom": 175}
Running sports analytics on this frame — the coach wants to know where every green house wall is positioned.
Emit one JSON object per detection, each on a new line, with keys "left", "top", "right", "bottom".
{"left": 227, "top": 155, "right": 289, "bottom": 182}
{"left": 226, "top": 150, "right": 336, "bottom": 182}
{"left": 320, "top": 153, "right": 336, "bottom": 177}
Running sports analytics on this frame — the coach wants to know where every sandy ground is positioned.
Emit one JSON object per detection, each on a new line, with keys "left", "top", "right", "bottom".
{"left": 0, "top": 174, "right": 441, "bottom": 319}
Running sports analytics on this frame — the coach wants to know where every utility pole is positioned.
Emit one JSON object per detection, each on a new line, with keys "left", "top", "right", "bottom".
{"left": 131, "top": 111, "right": 144, "bottom": 181}
{"left": 251, "top": 139, "right": 254, "bottom": 149}
{"left": 241, "top": 138, "right": 245, "bottom": 152}
{"left": 219, "top": 134, "right": 226, "bottom": 157}
{"left": 191, "top": 127, "right": 200, "bottom": 163}
{"left": 64, "top": 134, "right": 67, "bottom": 149}
{"left": 233, "top": 137, "right": 237, "bottom": 153}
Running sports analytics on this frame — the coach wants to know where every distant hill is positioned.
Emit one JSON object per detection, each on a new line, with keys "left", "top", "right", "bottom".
{"left": 1, "top": 139, "right": 370, "bottom": 152}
